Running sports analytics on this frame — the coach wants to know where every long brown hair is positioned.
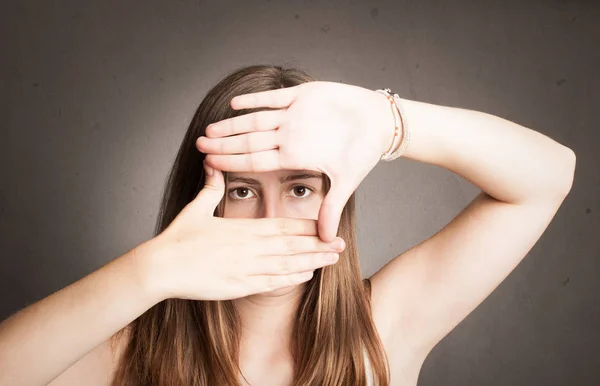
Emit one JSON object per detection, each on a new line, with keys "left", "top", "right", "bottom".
{"left": 110, "top": 64, "right": 390, "bottom": 385}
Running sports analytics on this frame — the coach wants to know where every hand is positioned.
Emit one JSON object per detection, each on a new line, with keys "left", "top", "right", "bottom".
{"left": 196, "top": 81, "right": 395, "bottom": 242}
{"left": 147, "top": 162, "right": 345, "bottom": 301}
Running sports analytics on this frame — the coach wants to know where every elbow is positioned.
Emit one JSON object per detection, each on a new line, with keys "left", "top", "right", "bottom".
{"left": 556, "top": 146, "right": 576, "bottom": 199}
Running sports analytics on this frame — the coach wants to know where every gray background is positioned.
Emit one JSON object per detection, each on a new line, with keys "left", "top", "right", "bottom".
{"left": 1, "top": 0, "right": 598, "bottom": 385}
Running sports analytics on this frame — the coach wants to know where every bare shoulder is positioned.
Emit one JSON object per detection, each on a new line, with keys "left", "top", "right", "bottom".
{"left": 48, "top": 326, "right": 131, "bottom": 386}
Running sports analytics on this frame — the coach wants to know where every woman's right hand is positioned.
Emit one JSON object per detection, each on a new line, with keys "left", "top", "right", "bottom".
{"left": 142, "top": 162, "right": 345, "bottom": 302}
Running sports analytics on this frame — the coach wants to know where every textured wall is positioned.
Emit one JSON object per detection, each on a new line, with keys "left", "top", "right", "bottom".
{"left": 1, "top": 0, "right": 598, "bottom": 385}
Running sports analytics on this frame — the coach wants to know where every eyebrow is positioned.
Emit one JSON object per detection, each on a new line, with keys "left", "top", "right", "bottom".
{"left": 227, "top": 172, "right": 323, "bottom": 185}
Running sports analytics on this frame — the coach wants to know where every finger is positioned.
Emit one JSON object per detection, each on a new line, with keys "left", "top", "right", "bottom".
{"left": 318, "top": 182, "right": 354, "bottom": 243}
{"left": 252, "top": 252, "right": 339, "bottom": 275}
{"left": 196, "top": 131, "right": 279, "bottom": 155}
{"left": 230, "top": 86, "right": 300, "bottom": 110}
{"left": 190, "top": 162, "right": 225, "bottom": 216}
{"left": 205, "top": 151, "right": 282, "bottom": 172}
{"left": 233, "top": 217, "right": 319, "bottom": 236}
{"left": 205, "top": 110, "right": 286, "bottom": 138}
{"left": 262, "top": 235, "right": 344, "bottom": 256}
{"left": 251, "top": 271, "right": 315, "bottom": 293}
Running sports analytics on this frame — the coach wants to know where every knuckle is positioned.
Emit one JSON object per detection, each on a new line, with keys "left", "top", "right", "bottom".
{"left": 245, "top": 132, "right": 253, "bottom": 152}
{"left": 249, "top": 152, "right": 257, "bottom": 171}
{"left": 265, "top": 275, "right": 276, "bottom": 292}
{"left": 279, "top": 219, "right": 290, "bottom": 235}
{"left": 284, "top": 237, "right": 295, "bottom": 252}
{"left": 228, "top": 118, "right": 237, "bottom": 136}
{"left": 219, "top": 138, "right": 226, "bottom": 154}
{"left": 252, "top": 111, "right": 260, "bottom": 129}
{"left": 281, "top": 257, "right": 293, "bottom": 273}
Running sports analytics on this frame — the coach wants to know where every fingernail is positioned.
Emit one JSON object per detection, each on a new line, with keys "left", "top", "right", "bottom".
{"left": 331, "top": 238, "right": 344, "bottom": 251}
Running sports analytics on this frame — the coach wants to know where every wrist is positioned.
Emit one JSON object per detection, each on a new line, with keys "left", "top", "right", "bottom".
{"left": 129, "top": 236, "right": 171, "bottom": 303}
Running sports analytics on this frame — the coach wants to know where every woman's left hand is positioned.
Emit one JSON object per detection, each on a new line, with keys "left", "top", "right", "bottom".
{"left": 196, "top": 81, "right": 396, "bottom": 242}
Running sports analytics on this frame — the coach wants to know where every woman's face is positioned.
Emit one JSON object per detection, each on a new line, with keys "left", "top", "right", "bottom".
{"left": 222, "top": 170, "right": 325, "bottom": 220}
{"left": 222, "top": 170, "right": 326, "bottom": 298}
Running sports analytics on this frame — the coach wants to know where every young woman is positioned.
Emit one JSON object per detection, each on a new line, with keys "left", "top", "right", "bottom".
{"left": 0, "top": 65, "right": 576, "bottom": 386}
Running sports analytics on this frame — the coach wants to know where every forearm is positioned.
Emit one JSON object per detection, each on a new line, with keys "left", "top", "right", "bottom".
{"left": 393, "top": 98, "right": 576, "bottom": 204}
{"left": 0, "top": 240, "right": 164, "bottom": 386}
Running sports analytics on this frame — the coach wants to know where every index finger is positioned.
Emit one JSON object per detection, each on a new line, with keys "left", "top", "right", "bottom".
{"left": 230, "top": 85, "right": 301, "bottom": 110}
{"left": 232, "top": 217, "right": 318, "bottom": 236}
{"left": 204, "top": 109, "right": 285, "bottom": 138}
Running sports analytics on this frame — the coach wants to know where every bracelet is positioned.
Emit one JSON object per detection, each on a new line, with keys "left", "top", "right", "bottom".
{"left": 374, "top": 89, "right": 401, "bottom": 160}
{"left": 375, "top": 88, "right": 410, "bottom": 162}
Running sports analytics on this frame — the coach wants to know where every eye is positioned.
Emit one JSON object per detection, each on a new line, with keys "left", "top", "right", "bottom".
{"left": 228, "top": 187, "right": 256, "bottom": 200}
{"left": 289, "top": 185, "right": 313, "bottom": 198}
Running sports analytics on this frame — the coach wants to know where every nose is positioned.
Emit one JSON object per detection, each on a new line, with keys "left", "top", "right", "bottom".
{"left": 261, "top": 194, "right": 284, "bottom": 219}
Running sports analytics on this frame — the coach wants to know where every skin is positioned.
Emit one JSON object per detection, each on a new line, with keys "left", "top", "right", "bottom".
{"left": 197, "top": 82, "right": 577, "bottom": 384}
{"left": 1, "top": 82, "right": 576, "bottom": 386}
{"left": 226, "top": 170, "right": 326, "bottom": 385}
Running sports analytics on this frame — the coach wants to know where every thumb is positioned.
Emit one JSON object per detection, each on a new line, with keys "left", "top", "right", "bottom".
{"left": 318, "top": 181, "right": 353, "bottom": 243}
{"left": 192, "top": 161, "right": 226, "bottom": 217}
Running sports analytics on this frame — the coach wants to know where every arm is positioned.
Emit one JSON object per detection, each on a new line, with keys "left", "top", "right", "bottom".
{"left": 369, "top": 98, "right": 576, "bottom": 363}
{"left": 0, "top": 162, "right": 342, "bottom": 386}
{"left": 0, "top": 240, "right": 163, "bottom": 386}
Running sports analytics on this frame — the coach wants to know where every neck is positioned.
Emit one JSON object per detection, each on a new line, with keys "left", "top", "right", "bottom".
{"left": 234, "top": 284, "right": 306, "bottom": 349}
